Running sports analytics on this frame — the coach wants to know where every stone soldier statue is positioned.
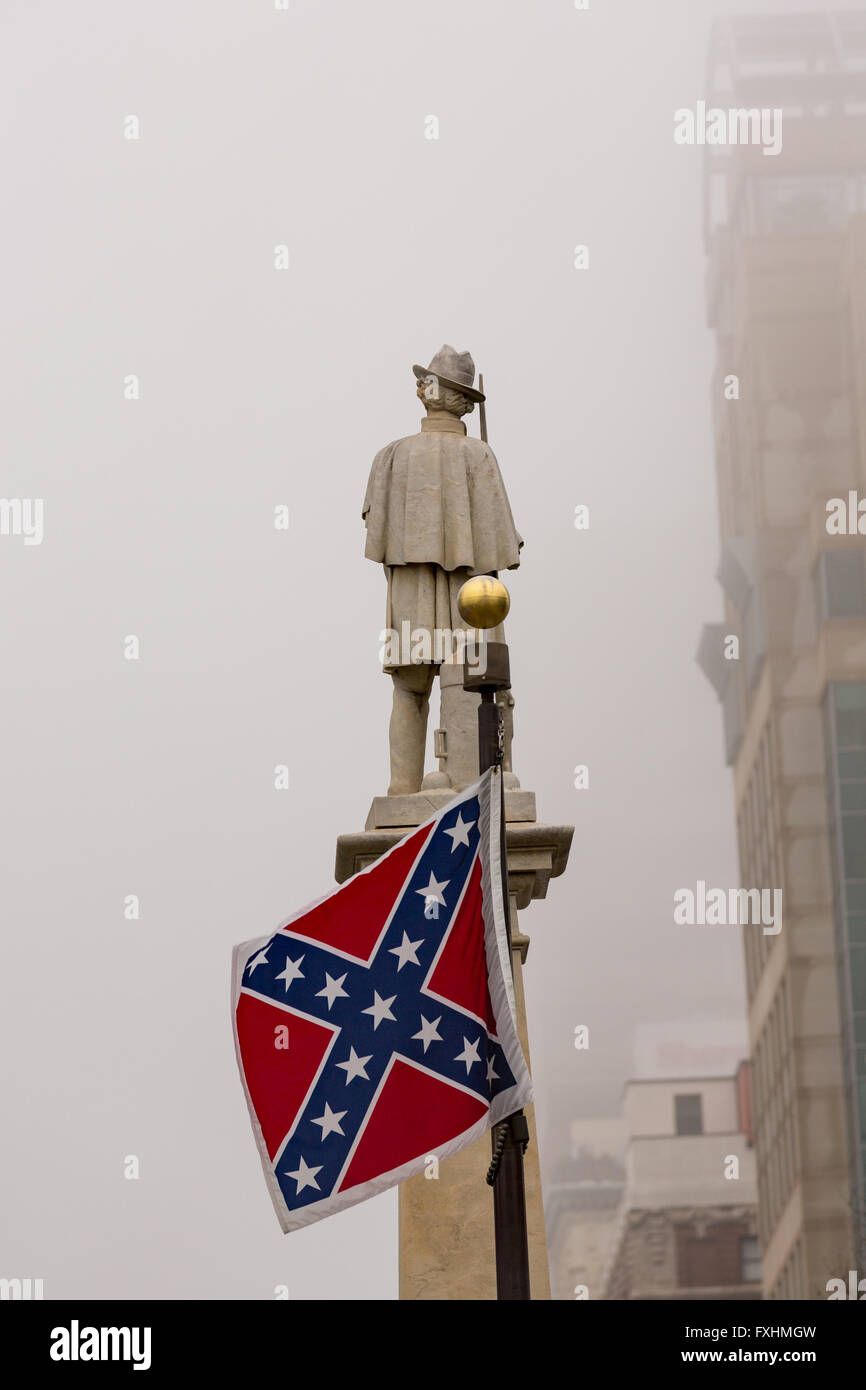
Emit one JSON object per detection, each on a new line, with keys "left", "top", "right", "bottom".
{"left": 362, "top": 345, "right": 523, "bottom": 795}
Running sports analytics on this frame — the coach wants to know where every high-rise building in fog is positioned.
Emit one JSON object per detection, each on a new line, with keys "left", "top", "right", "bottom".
{"left": 698, "top": 11, "right": 866, "bottom": 1299}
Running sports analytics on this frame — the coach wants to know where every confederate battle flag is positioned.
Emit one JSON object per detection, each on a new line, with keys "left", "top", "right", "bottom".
{"left": 232, "top": 766, "right": 532, "bottom": 1232}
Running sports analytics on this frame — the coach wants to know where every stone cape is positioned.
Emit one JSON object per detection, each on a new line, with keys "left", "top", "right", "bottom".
{"left": 362, "top": 428, "right": 524, "bottom": 576}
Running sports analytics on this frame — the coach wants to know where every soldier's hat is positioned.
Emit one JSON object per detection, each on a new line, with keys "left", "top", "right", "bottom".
{"left": 412, "top": 344, "right": 485, "bottom": 403}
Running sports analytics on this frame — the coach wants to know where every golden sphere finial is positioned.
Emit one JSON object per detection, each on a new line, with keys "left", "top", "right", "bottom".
{"left": 457, "top": 575, "right": 510, "bottom": 629}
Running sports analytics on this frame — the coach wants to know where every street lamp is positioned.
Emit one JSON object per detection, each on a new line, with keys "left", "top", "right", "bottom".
{"left": 457, "top": 576, "right": 531, "bottom": 1302}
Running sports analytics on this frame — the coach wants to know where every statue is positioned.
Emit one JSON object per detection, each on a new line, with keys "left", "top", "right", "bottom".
{"left": 362, "top": 346, "right": 523, "bottom": 795}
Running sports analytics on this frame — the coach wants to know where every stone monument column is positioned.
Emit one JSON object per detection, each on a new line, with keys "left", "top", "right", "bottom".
{"left": 336, "top": 804, "right": 572, "bottom": 1299}
{"left": 341, "top": 345, "right": 573, "bottom": 1298}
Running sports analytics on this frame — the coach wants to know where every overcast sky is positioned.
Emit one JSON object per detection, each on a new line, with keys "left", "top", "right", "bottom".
{"left": 2, "top": 0, "right": 853, "bottom": 1300}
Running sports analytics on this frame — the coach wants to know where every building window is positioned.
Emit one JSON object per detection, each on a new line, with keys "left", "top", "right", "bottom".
{"left": 749, "top": 174, "right": 848, "bottom": 236}
{"left": 740, "top": 1235, "right": 762, "bottom": 1283}
{"left": 815, "top": 551, "right": 866, "bottom": 622}
{"left": 836, "top": 682, "right": 866, "bottom": 752}
{"left": 674, "top": 1093, "right": 703, "bottom": 1135}
{"left": 824, "top": 681, "right": 866, "bottom": 1262}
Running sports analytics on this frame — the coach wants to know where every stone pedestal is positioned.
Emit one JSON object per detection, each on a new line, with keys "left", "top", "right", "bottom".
{"left": 335, "top": 793, "right": 573, "bottom": 1301}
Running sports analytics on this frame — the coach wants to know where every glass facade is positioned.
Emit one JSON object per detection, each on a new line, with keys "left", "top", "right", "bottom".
{"left": 814, "top": 551, "right": 866, "bottom": 622}
{"left": 824, "top": 681, "right": 866, "bottom": 1261}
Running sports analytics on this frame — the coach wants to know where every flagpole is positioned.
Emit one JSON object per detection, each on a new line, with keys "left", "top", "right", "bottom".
{"left": 481, "top": 691, "right": 532, "bottom": 1301}
{"left": 459, "top": 578, "right": 532, "bottom": 1301}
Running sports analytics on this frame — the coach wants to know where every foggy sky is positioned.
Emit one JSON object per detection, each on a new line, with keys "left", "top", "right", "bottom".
{"left": 1, "top": 0, "right": 848, "bottom": 1300}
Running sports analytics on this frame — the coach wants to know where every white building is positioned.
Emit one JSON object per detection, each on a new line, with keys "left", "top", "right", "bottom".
{"left": 602, "top": 1068, "right": 761, "bottom": 1299}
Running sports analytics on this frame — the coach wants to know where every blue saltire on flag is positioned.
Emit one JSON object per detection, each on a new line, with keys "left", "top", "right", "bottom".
{"left": 232, "top": 766, "right": 532, "bottom": 1232}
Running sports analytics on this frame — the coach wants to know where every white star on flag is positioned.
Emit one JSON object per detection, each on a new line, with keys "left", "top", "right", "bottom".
{"left": 388, "top": 932, "right": 423, "bottom": 971}
{"left": 412, "top": 1015, "right": 443, "bottom": 1053}
{"left": 275, "top": 954, "right": 305, "bottom": 991}
{"left": 310, "top": 1102, "right": 348, "bottom": 1140}
{"left": 246, "top": 948, "right": 270, "bottom": 974}
{"left": 455, "top": 1036, "right": 481, "bottom": 1074}
{"left": 285, "top": 1156, "right": 322, "bottom": 1194}
{"left": 362, "top": 991, "right": 397, "bottom": 1029}
{"left": 316, "top": 972, "right": 349, "bottom": 1009}
{"left": 336, "top": 1047, "right": 372, "bottom": 1084}
{"left": 486, "top": 1056, "right": 499, "bottom": 1084}
{"left": 444, "top": 812, "right": 475, "bottom": 850}
{"left": 415, "top": 872, "right": 449, "bottom": 908}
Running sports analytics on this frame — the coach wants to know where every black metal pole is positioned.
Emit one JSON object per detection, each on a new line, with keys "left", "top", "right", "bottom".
{"left": 477, "top": 688, "right": 531, "bottom": 1301}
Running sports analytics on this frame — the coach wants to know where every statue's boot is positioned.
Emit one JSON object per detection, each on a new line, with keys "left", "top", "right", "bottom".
{"left": 388, "top": 665, "right": 434, "bottom": 795}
